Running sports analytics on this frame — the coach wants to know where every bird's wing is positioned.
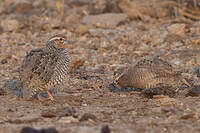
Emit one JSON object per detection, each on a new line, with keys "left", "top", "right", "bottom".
{"left": 20, "top": 48, "right": 59, "bottom": 87}
{"left": 135, "top": 58, "right": 174, "bottom": 78}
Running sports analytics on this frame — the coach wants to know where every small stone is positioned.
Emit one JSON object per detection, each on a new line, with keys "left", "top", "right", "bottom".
{"left": 1, "top": 19, "right": 19, "bottom": 32}
{"left": 82, "top": 13, "right": 128, "bottom": 28}
{"left": 21, "top": 127, "right": 39, "bottom": 133}
{"left": 8, "top": 115, "right": 41, "bottom": 124}
{"left": 69, "top": 56, "right": 85, "bottom": 71}
{"left": 1, "top": 78, "right": 23, "bottom": 97}
{"left": 40, "top": 128, "right": 58, "bottom": 133}
{"left": 1, "top": 59, "right": 8, "bottom": 64}
{"left": 75, "top": 24, "right": 89, "bottom": 35}
{"left": 180, "top": 113, "right": 195, "bottom": 120}
{"left": 186, "top": 86, "right": 200, "bottom": 97}
{"left": 167, "top": 24, "right": 186, "bottom": 36}
{"left": 141, "top": 86, "right": 176, "bottom": 98}
{"left": 0, "top": 116, "right": 6, "bottom": 124}
{"left": 79, "top": 113, "right": 96, "bottom": 122}
{"left": 21, "top": 127, "right": 58, "bottom": 133}
{"left": 153, "top": 95, "right": 182, "bottom": 107}
{"left": 151, "top": 107, "right": 162, "bottom": 114}
{"left": 89, "top": 0, "right": 107, "bottom": 14}
{"left": 18, "top": 42, "right": 26, "bottom": 46}
{"left": 59, "top": 107, "right": 78, "bottom": 118}
{"left": 0, "top": 88, "right": 7, "bottom": 95}
{"left": 41, "top": 110, "right": 56, "bottom": 118}
{"left": 10, "top": 0, "right": 33, "bottom": 13}
{"left": 58, "top": 116, "right": 79, "bottom": 124}
{"left": 101, "top": 125, "right": 111, "bottom": 133}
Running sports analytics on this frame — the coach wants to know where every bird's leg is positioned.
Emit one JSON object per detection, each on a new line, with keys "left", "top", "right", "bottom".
{"left": 37, "top": 93, "right": 43, "bottom": 101}
{"left": 46, "top": 90, "right": 54, "bottom": 101}
{"left": 32, "top": 88, "right": 43, "bottom": 101}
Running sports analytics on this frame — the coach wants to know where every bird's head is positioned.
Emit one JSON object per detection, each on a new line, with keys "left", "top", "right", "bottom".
{"left": 47, "top": 34, "right": 71, "bottom": 49}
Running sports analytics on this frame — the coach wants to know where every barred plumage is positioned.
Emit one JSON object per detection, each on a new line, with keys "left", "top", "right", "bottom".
{"left": 19, "top": 34, "right": 70, "bottom": 101}
{"left": 116, "top": 57, "right": 190, "bottom": 90}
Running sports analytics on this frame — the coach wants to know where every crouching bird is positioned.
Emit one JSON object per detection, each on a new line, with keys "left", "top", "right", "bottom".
{"left": 112, "top": 57, "right": 191, "bottom": 98}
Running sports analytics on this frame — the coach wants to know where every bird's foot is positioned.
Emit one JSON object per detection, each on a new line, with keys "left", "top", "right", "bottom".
{"left": 46, "top": 90, "right": 55, "bottom": 102}
{"left": 37, "top": 94, "right": 44, "bottom": 101}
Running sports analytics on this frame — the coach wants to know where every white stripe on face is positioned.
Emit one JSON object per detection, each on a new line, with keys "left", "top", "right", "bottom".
{"left": 49, "top": 37, "right": 64, "bottom": 42}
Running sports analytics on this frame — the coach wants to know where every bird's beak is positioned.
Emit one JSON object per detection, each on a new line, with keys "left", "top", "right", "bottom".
{"left": 64, "top": 40, "right": 71, "bottom": 45}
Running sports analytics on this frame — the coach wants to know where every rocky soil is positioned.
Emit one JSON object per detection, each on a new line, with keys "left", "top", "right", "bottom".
{"left": 1, "top": 0, "right": 200, "bottom": 133}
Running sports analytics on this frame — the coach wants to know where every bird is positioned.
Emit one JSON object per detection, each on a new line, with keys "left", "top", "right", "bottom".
{"left": 114, "top": 57, "right": 190, "bottom": 96}
{"left": 19, "top": 34, "right": 70, "bottom": 101}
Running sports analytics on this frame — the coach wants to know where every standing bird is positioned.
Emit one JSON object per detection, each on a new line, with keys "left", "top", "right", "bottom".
{"left": 19, "top": 34, "right": 70, "bottom": 101}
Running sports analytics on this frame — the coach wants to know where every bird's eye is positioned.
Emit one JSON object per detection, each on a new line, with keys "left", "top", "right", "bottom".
{"left": 60, "top": 38, "right": 64, "bottom": 41}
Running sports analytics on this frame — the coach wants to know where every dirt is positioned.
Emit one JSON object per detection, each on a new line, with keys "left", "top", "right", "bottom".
{"left": 1, "top": 0, "right": 200, "bottom": 133}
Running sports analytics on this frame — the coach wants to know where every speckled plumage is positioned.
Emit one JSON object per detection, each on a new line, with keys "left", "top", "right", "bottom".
{"left": 19, "top": 35, "right": 70, "bottom": 100}
{"left": 116, "top": 57, "right": 190, "bottom": 89}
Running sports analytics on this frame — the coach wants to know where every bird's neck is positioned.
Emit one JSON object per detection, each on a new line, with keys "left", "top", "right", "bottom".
{"left": 46, "top": 41, "right": 64, "bottom": 52}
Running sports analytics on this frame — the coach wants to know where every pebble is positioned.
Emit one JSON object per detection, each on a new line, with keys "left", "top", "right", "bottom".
{"left": 58, "top": 116, "right": 79, "bottom": 124}
{"left": 58, "top": 107, "right": 78, "bottom": 119}
{"left": 153, "top": 95, "right": 182, "bottom": 107}
{"left": 75, "top": 24, "right": 89, "bottom": 35}
{"left": 21, "top": 127, "right": 58, "bottom": 133}
{"left": 1, "top": 59, "right": 8, "bottom": 64}
{"left": 82, "top": 13, "right": 128, "bottom": 28}
{"left": 167, "top": 23, "right": 186, "bottom": 36}
{"left": 79, "top": 113, "right": 96, "bottom": 122}
{"left": 1, "top": 19, "right": 19, "bottom": 32}
{"left": 41, "top": 110, "right": 56, "bottom": 118}
{"left": 186, "top": 86, "right": 200, "bottom": 97}
{"left": 101, "top": 125, "right": 111, "bottom": 133}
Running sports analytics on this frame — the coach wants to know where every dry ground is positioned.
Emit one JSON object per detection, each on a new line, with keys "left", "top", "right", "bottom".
{"left": 1, "top": 0, "right": 200, "bottom": 133}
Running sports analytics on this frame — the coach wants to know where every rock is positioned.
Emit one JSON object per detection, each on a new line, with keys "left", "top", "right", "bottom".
{"left": 108, "top": 83, "right": 142, "bottom": 92}
{"left": 8, "top": 115, "right": 41, "bottom": 124}
{"left": 59, "top": 107, "right": 78, "bottom": 118}
{"left": 82, "top": 13, "right": 128, "bottom": 28}
{"left": 1, "top": 59, "right": 8, "bottom": 64}
{"left": 1, "top": 19, "right": 19, "bottom": 32}
{"left": 32, "top": 0, "right": 44, "bottom": 8}
{"left": 141, "top": 86, "right": 176, "bottom": 98}
{"left": 8, "top": 0, "right": 33, "bottom": 14}
{"left": 68, "top": 56, "right": 85, "bottom": 71}
{"left": 21, "top": 127, "right": 39, "bottom": 133}
{"left": 164, "top": 34, "right": 183, "bottom": 43}
{"left": 41, "top": 110, "right": 57, "bottom": 118}
{"left": 186, "top": 86, "right": 200, "bottom": 97}
{"left": 89, "top": 0, "right": 107, "bottom": 14}
{"left": 101, "top": 125, "right": 111, "bottom": 133}
{"left": 167, "top": 24, "right": 186, "bottom": 36}
{"left": 1, "top": 78, "right": 23, "bottom": 97}
{"left": 180, "top": 113, "right": 195, "bottom": 120}
{"left": 82, "top": 0, "right": 120, "bottom": 14}
{"left": 117, "top": 0, "right": 156, "bottom": 20}
{"left": 0, "top": 116, "right": 6, "bottom": 124}
{"left": 0, "top": 88, "right": 7, "bottom": 95}
{"left": 21, "top": 127, "right": 58, "bottom": 133}
{"left": 151, "top": 107, "right": 176, "bottom": 114}
{"left": 58, "top": 116, "right": 79, "bottom": 124}
{"left": 153, "top": 95, "right": 182, "bottom": 107}
{"left": 79, "top": 113, "right": 96, "bottom": 122}
{"left": 75, "top": 24, "right": 89, "bottom": 35}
